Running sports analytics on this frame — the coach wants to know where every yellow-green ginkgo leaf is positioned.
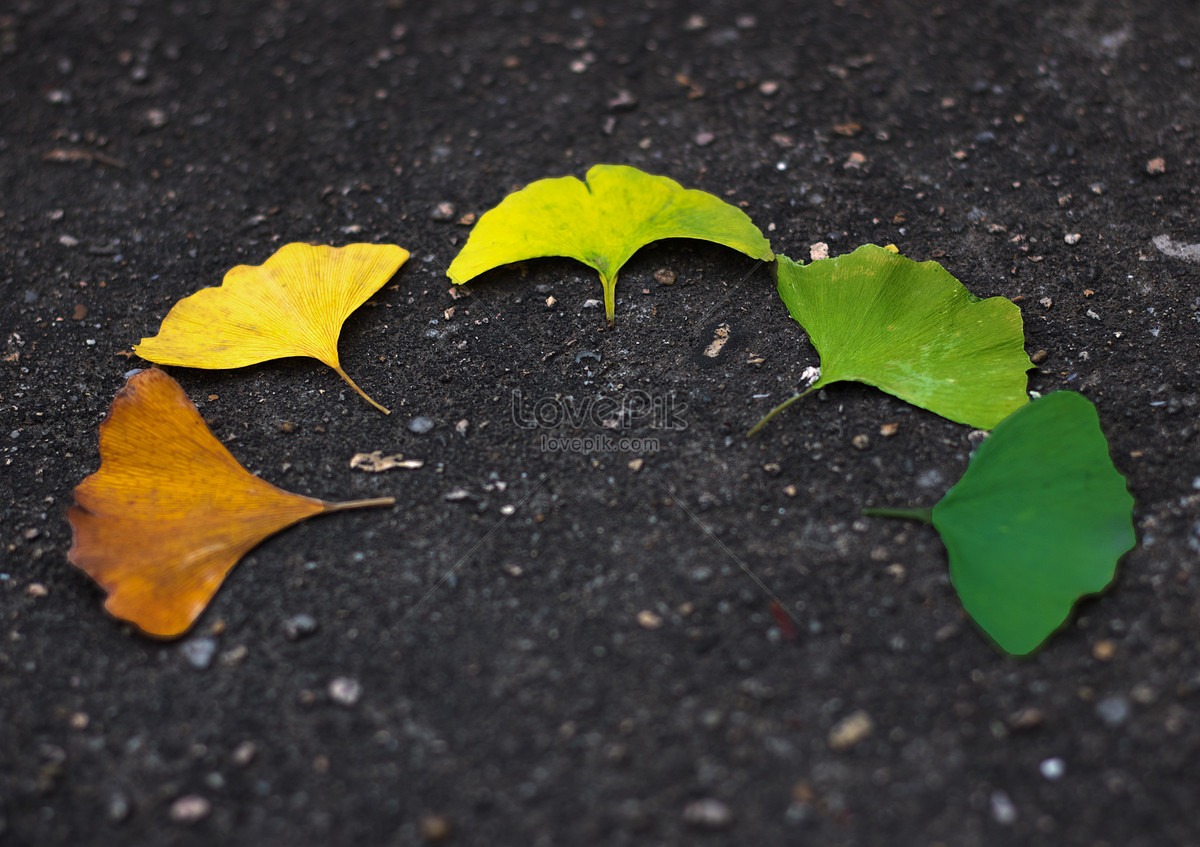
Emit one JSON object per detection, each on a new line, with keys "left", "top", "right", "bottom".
{"left": 135, "top": 242, "right": 408, "bottom": 413}
{"left": 446, "top": 164, "right": 773, "bottom": 323}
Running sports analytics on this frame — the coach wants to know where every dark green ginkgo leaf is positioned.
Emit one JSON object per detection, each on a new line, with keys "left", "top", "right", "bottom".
{"left": 751, "top": 246, "right": 1031, "bottom": 434}
{"left": 867, "top": 391, "right": 1136, "bottom": 655}
{"left": 446, "top": 164, "right": 773, "bottom": 323}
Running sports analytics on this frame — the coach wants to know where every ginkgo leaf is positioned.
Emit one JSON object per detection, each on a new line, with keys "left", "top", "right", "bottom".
{"left": 866, "top": 392, "right": 1136, "bottom": 655}
{"left": 750, "top": 246, "right": 1031, "bottom": 434}
{"left": 446, "top": 164, "right": 773, "bottom": 323}
{"left": 135, "top": 242, "right": 408, "bottom": 414}
{"left": 67, "top": 368, "right": 394, "bottom": 639}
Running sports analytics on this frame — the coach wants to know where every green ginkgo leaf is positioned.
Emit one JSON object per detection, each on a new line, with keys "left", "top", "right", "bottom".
{"left": 751, "top": 246, "right": 1031, "bottom": 434}
{"left": 867, "top": 391, "right": 1136, "bottom": 655}
{"left": 446, "top": 164, "right": 773, "bottom": 323}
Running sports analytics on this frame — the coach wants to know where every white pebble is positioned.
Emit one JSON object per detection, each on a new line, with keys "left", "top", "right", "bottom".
{"left": 169, "top": 795, "right": 211, "bottom": 824}
{"left": 328, "top": 677, "right": 362, "bottom": 706}
{"left": 1040, "top": 757, "right": 1065, "bottom": 780}
{"left": 682, "top": 798, "right": 733, "bottom": 829}
{"left": 989, "top": 790, "right": 1017, "bottom": 825}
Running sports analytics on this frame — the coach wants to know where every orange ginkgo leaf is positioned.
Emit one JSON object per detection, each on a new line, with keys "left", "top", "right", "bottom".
{"left": 134, "top": 242, "right": 408, "bottom": 414}
{"left": 67, "top": 368, "right": 394, "bottom": 639}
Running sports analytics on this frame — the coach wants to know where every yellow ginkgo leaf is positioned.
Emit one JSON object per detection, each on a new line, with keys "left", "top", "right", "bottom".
{"left": 67, "top": 368, "right": 395, "bottom": 639}
{"left": 135, "top": 242, "right": 408, "bottom": 413}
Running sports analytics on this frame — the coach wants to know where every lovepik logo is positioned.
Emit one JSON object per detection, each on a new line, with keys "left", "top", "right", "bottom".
{"left": 510, "top": 389, "right": 687, "bottom": 431}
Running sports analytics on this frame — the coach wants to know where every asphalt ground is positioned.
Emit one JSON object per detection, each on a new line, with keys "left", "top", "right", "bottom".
{"left": 2, "top": 1, "right": 1200, "bottom": 844}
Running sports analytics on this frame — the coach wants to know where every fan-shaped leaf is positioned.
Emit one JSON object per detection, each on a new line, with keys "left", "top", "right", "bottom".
{"left": 446, "top": 164, "right": 773, "bottom": 323}
{"left": 135, "top": 242, "right": 408, "bottom": 413}
{"left": 67, "top": 369, "right": 394, "bottom": 639}
{"left": 752, "top": 246, "right": 1031, "bottom": 433}
{"left": 868, "top": 391, "right": 1135, "bottom": 655}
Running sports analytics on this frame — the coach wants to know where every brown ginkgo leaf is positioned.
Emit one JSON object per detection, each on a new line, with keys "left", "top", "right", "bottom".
{"left": 135, "top": 242, "right": 408, "bottom": 413}
{"left": 67, "top": 368, "right": 394, "bottom": 639}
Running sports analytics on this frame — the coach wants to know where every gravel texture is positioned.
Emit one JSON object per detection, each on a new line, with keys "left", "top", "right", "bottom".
{"left": 2, "top": 1, "right": 1199, "bottom": 845}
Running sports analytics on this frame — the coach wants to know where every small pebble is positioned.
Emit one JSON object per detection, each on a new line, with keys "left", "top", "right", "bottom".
{"left": 1130, "top": 683, "right": 1157, "bottom": 705}
{"left": 419, "top": 814, "right": 453, "bottom": 843}
{"left": 1092, "top": 639, "right": 1116, "bottom": 661}
{"left": 328, "top": 677, "right": 363, "bottom": 707}
{"left": 682, "top": 798, "right": 733, "bottom": 830}
{"left": 879, "top": 423, "right": 899, "bottom": 437}
{"left": 284, "top": 614, "right": 318, "bottom": 641}
{"left": 990, "top": 790, "right": 1017, "bottom": 825}
{"left": 107, "top": 791, "right": 131, "bottom": 823}
{"left": 843, "top": 152, "right": 867, "bottom": 169}
{"left": 916, "top": 469, "right": 945, "bottom": 489}
{"left": 1146, "top": 157, "right": 1166, "bottom": 175}
{"left": 654, "top": 269, "right": 676, "bottom": 286}
{"left": 221, "top": 645, "right": 248, "bottom": 666}
{"left": 1039, "top": 757, "right": 1065, "bottom": 780}
{"left": 1008, "top": 707, "right": 1045, "bottom": 730}
{"left": 27, "top": 582, "right": 48, "bottom": 596}
{"left": 444, "top": 488, "right": 471, "bottom": 502}
{"left": 1030, "top": 349, "right": 1048, "bottom": 365}
{"left": 1095, "top": 695, "right": 1131, "bottom": 727}
{"left": 828, "top": 710, "right": 874, "bottom": 750}
{"left": 430, "top": 202, "right": 456, "bottom": 221}
{"left": 169, "top": 795, "right": 211, "bottom": 824}
{"left": 408, "top": 416, "right": 435, "bottom": 434}
{"left": 180, "top": 638, "right": 217, "bottom": 670}
{"left": 759, "top": 80, "right": 779, "bottom": 96}
{"left": 851, "top": 434, "right": 870, "bottom": 450}
{"left": 231, "top": 741, "right": 257, "bottom": 767}
{"left": 694, "top": 131, "right": 715, "bottom": 147}
{"left": 607, "top": 90, "right": 637, "bottom": 111}
{"left": 934, "top": 622, "right": 961, "bottom": 642}
{"left": 627, "top": 458, "right": 644, "bottom": 472}
{"left": 1064, "top": 233, "right": 1081, "bottom": 245}
{"left": 636, "top": 610, "right": 663, "bottom": 630}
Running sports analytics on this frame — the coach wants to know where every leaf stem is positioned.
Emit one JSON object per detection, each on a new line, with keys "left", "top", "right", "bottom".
{"left": 747, "top": 386, "right": 816, "bottom": 437}
{"left": 862, "top": 506, "right": 934, "bottom": 524}
{"left": 602, "top": 273, "right": 617, "bottom": 325}
{"left": 333, "top": 365, "right": 391, "bottom": 415}
{"left": 323, "top": 496, "right": 397, "bottom": 513}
